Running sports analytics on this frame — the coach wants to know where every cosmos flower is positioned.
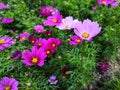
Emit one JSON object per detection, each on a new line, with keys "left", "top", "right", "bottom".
{"left": 0, "top": 36, "right": 15, "bottom": 50}
{"left": 34, "top": 38, "right": 47, "bottom": 47}
{"left": 99, "top": 62, "right": 109, "bottom": 71}
{"left": 110, "top": 0, "right": 119, "bottom": 7}
{"left": 48, "top": 75, "right": 58, "bottom": 84}
{"left": 44, "top": 12, "right": 62, "bottom": 26}
{"left": 69, "top": 35, "right": 83, "bottom": 45}
{"left": 0, "top": 77, "right": 18, "bottom": 90}
{"left": 74, "top": 19, "right": 101, "bottom": 42}
{"left": 45, "top": 30, "right": 52, "bottom": 37}
{"left": 2, "top": 18, "right": 14, "bottom": 24}
{"left": 19, "top": 32, "right": 30, "bottom": 42}
{"left": 0, "top": 3, "right": 9, "bottom": 9}
{"left": 97, "top": 0, "right": 111, "bottom": 6}
{"left": 47, "top": 38, "right": 62, "bottom": 48}
{"left": 11, "top": 50, "right": 22, "bottom": 60}
{"left": 92, "top": 6, "right": 97, "bottom": 10}
{"left": 39, "top": 6, "right": 58, "bottom": 17}
{"left": 29, "top": 36, "right": 37, "bottom": 44}
{"left": 61, "top": 66, "right": 69, "bottom": 76}
{"left": 56, "top": 16, "right": 78, "bottom": 30}
{"left": 34, "top": 25, "right": 44, "bottom": 33}
{"left": 22, "top": 46, "right": 47, "bottom": 67}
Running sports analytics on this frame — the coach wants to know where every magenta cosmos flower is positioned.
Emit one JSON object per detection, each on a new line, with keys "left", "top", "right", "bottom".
{"left": 34, "top": 25, "right": 44, "bottom": 33}
{"left": 74, "top": 19, "right": 101, "bottom": 42}
{"left": 22, "top": 46, "right": 47, "bottom": 67}
{"left": 48, "top": 75, "right": 58, "bottom": 84}
{"left": 97, "top": 0, "right": 111, "bottom": 6}
{"left": 0, "top": 3, "right": 9, "bottom": 9}
{"left": 0, "top": 36, "right": 15, "bottom": 50}
{"left": 29, "top": 36, "right": 37, "bottom": 44}
{"left": 0, "top": 77, "right": 18, "bottom": 90}
{"left": 99, "top": 62, "right": 109, "bottom": 71}
{"left": 2, "top": 18, "right": 14, "bottom": 24}
{"left": 69, "top": 35, "right": 83, "bottom": 45}
{"left": 57, "top": 16, "right": 78, "bottom": 30}
{"left": 44, "top": 12, "right": 62, "bottom": 26}
{"left": 19, "top": 32, "right": 30, "bottom": 42}
{"left": 39, "top": 6, "right": 58, "bottom": 17}
{"left": 34, "top": 38, "right": 47, "bottom": 47}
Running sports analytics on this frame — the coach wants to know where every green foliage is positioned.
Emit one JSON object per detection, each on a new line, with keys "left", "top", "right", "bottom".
{"left": 0, "top": 0, "right": 120, "bottom": 90}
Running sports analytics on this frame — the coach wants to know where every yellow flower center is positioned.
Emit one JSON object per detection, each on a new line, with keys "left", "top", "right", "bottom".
{"left": 50, "top": 9, "right": 53, "bottom": 12}
{"left": 52, "top": 19, "right": 57, "bottom": 23}
{"left": 0, "top": 39, "right": 5, "bottom": 44}
{"left": 32, "top": 40, "right": 35, "bottom": 43}
{"left": 102, "top": 1, "right": 106, "bottom": 5}
{"left": 82, "top": 32, "right": 89, "bottom": 38}
{"left": 22, "top": 37, "right": 26, "bottom": 41}
{"left": 65, "top": 25, "right": 69, "bottom": 29}
{"left": 32, "top": 58, "right": 38, "bottom": 64}
{"left": 52, "top": 44, "right": 56, "bottom": 47}
{"left": 38, "top": 43, "right": 42, "bottom": 46}
{"left": 65, "top": 71, "right": 69, "bottom": 75}
{"left": 46, "top": 50, "right": 50, "bottom": 55}
{"left": 48, "top": 33, "right": 51, "bottom": 36}
{"left": 76, "top": 39, "right": 81, "bottom": 43}
{"left": 5, "top": 86, "right": 11, "bottom": 90}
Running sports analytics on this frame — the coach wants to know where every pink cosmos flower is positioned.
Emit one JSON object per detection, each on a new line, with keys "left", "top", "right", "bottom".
{"left": 19, "top": 32, "right": 30, "bottom": 42}
{"left": 22, "top": 46, "right": 47, "bottom": 67}
{"left": 56, "top": 16, "right": 78, "bottom": 30}
{"left": 0, "top": 36, "right": 15, "bottom": 50}
{"left": 110, "top": 0, "right": 119, "bottom": 7}
{"left": 29, "top": 36, "right": 37, "bottom": 44}
{"left": 69, "top": 35, "right": 83, "bottom": 45}
{"left": 44, "top": 12, "right": 62, "bottom": 26}
{"left": 39, "top": 6, "right": 58, "bottom": 17}
{"left": 2, "top": 18, "right": 14, "bottom": 24}
{"left": 34, "top": 38, "right": 47, "bottom": 47}
{"left": 0, "top": 3, "right": 9, "bottom": 9}
{"left": 48, "top": 75, "right": 58, "bottom": 84}
{"left": 97, "top": 0, "right": 111, "bottom": 6}
{"left": 0, "top": 77, "right": 18, "bottom": 90}
{"left": 34, "top": 25, "right": 44, "bottom": 33}
{"left": 74, "top": 19, "right": 101, "bottom": 42}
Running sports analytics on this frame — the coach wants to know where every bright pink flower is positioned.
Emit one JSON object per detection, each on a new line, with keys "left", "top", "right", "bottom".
{"left": 44, "top": 12, "right": 62, "bottom": 26}
{"left": 29, "top": 36, "right": 37, "bottom": 44}
{"left": 19, "top": 32, "right": 30, "bottom": 42}
{"left": 57, "top": 16, "right": 78, "bottom": 30}
{"left": 22, "top": 46, "right": 47, "bottom": 67}
{"left": 34, "top": 25, "right": 44, "bottom": 33}
{"left": 74, "top": 19, "right": 101, "bottom": 42}
{"left": 97, "top": 0, "right": 111, "bottom": 6}
{"left": 34, "top": 38, "right": 47, "bottom": 47}
{"left": 0, "top": 36, "right": 15, "bottom": 50}
{"left": 110, "top": 0, "right": 119, "bottom": 7}
{"left": 0, "top": 77, "right": 18, "bottom": 90}
{"left": 0, "top": 3, "right": 9, "bottom": 9}
{"left": 39, "top": 6, "right": 58, "bottom": 17}
{"left": 69, "top": 35, "right": 83, "bottom": 45}
{"left": 2, "top": 18, "right": 14, "bottom": 24}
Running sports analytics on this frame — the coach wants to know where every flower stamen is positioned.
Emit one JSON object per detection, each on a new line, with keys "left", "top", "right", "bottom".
{"left": 0, "top": 39, "right": 5, "bottom": 44}
{"left": 32, "top": 58, "right": 38, "bottom": 64}
{"left": 82, "top": 32, "right": 89, "bottom": 38}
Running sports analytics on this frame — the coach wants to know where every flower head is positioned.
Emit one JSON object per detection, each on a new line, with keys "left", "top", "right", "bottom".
{"left": 74, "top": 19, "right": 101, "bottom": 42}
{"left": 57, "top": 16, "right": 78, "bottom": 30}
{"left": 11, "top": 50, "right": 22, "bottom": 60}
{"left": 62, "top": 66, "right": 69, "bottom": 76}
{"left": 34, "top": 38, "right": 47, "bottom": 47}
{"left": 92, "top": 6, "right": 97, "bottom": 10}
{"left": 2, "top": 18, "right": 14, "bottom": 24}
{"left": 29, "top": 36, "right": 37, "bottom": 44}
{"left": 44, "top": 12, "right": 62, "bottom": 26}
{"left": 39, "top": 6, "right": 58, "bottom": 17}
{"left": 69, "top": 35, "right": 83, "bottom": 45}
{"left": 0, "top": 77, "right": 18, "bottom": 90}
{"left": 48, "top": 75, "right": 58, "bottom": 84}
{"left": 0, "top": 3, "right": 9, "bottom": 9}
{"left": 34, "top": 25, "right": 44, "bottom": 33}
{"left": 0, "top": 36, "right": 15, "bottom": 50}
{"left": 45, "top": 30, "right": 52, "bottom": 37}
{"left": 22, "top": 46, "right": 47, "bottom": 67}
{"left": 97, "top": 0, "right": 111, "bottom": 6}
{"left": 99, "top": 62, "right": 109, "bottom": 71}
{"left": 110, "top": 0, "right": 119, "bottom": 7}
{"left": 19, "top": 32, "right": 30, "bottom": 42}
